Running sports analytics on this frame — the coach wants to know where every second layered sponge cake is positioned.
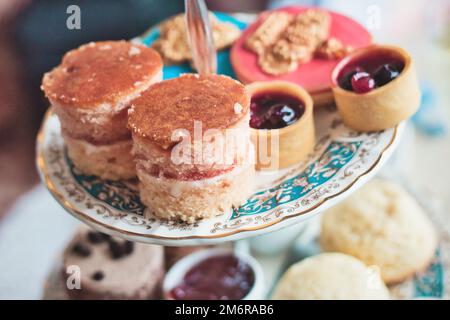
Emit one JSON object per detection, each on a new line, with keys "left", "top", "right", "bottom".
{"left": 128, "top": 74, "right": 255, "bottom": 222}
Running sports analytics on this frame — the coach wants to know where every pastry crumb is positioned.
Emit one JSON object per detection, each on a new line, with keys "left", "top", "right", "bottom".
{"left": 234, "top": 102, "right": 243, "bottom": 114}
{"left": 129, "top": 46, "right": 141, "bottom": 56}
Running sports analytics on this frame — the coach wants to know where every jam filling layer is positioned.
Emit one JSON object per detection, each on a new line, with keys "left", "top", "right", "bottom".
{"left": 250, "top": 91, "right": 305, "bottom": 129}
{"left": 169, "top": 254, "right": 255, "bottom": 300}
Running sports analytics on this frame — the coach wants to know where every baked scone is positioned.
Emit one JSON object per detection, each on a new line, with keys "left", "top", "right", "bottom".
{"left": 320, "top": 179, "right": 437, "bottom": 284}
{"left": 41, "top": 40, "right": 163, "bottom": 180}
{"left": 62, "top": 225, "right": 164, "bottom": 300}
{"left": 128, "top": 74, "right": 254, "bottom": 222}
{"left": 272, "top": 253, "right": 390, "bottom": 300}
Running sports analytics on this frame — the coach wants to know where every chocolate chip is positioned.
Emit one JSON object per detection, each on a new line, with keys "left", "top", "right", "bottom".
{"left": 109, "top": 240, "right": 125, "bottom": 259}
{"left": 124, "top": 241, "right": 134, "bottom": 255}
{"left": 72, "top": 242, "right": 91, "bottom": 257}
{"left": 92, "top": 271, "right": 104, "bottom": 281}
{"left": 87, "top": 231, "right": 105, "bottom": 244}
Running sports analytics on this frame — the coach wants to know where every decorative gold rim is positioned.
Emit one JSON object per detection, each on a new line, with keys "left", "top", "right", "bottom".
{"left": 36, "top": 109, "right": 400, "bottom": 241}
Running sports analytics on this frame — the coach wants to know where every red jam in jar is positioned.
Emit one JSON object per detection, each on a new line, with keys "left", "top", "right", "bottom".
{"left": 249, "top": 92, "right": 305, "bottom": 129}
{"left": 169, "top": 254, "right": 255, "bottom": 300}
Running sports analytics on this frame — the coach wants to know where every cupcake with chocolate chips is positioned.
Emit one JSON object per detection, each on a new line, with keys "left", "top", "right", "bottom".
{"left": 62, "top": 225, "right": 164, "bottom": 300}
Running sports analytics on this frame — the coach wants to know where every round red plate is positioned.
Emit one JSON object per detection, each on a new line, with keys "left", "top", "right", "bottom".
{"left": 230, "top": 6, "right": 372, "bottom": 94}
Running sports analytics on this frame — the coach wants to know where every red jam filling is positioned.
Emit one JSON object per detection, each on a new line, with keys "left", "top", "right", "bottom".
{"left": 145, "top": 163, "right": 235, "bottom": 181}
{"left": 337, "top": 51, "right": 405, "bottom": 94}
{"left": 169, "top": 254, "right": 255, "bottom": 300}
{"left": 249, "top": 92, "right": 305, "bottom": 129}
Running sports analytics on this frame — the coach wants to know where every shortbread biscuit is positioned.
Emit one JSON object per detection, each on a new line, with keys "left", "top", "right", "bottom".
{"left": 293, "top": 8, "right": 331, "bottom": 44}
{"left": 271, "top": 38, "right": 313, "bottom": 63}
{"left": 320, "top": 179, "right": 438, "bottom": 284}
{"left": 272, "top": 253, "right": 390, "bottom": 300}
{"left": 152, "top": 13, "right": 241, "bottom": 65}
{"left": 248, "top": 8, "right": 333, "bottom": 75}
{"left": 213, "top": 22, "right": 242, "bottom": 50}
{"left": 315, "top": 37, "right": 353, "bottom": 60}
{"left": 285, "top": 18, "right": 328, "bottom": 49}
{"left": 258, "top": 50, "right": 298, "bottom": 75}
{"left": 245, "top": 11, "right": 293, "bottom": 54}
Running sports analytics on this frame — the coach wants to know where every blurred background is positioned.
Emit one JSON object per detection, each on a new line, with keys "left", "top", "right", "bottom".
{"left": 0, "top": 0, "right": 449, "bottom": 299}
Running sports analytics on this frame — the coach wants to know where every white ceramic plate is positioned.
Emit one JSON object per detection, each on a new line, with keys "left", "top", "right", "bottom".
{"left": 36, "top": 104, "right": 404, "bottom": 245}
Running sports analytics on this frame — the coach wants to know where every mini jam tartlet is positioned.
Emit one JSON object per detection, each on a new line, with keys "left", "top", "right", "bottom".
{"left": 331, "top": 45, "right": 421, "bottom": 132}
{"left": 247, "top": 81, "right": 315, "bottom": 170}
{"left": 128, "top": 74, "right": 254, "bottom": 223}
{"left": 41, "top": 40, "right": 163, "bottom": 180}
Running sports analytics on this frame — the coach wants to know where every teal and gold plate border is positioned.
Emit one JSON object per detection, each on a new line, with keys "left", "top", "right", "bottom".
{"left": 37, "top": 104, "right": 404, "bottom": 245}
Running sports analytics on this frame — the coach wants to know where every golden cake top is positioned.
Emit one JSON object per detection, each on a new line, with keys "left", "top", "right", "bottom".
{"left": 41, "top": 40, "right": 162, "bottom": 108}
{"left": 128, "top": 74, "right": 250, "bottom": 149}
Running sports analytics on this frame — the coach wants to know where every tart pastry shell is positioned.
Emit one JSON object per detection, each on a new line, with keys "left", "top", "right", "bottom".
{"left": 247, "top": 81, "right": 315, "bottom": 170}
{"left": 331, "top": 45, "right": 421, "bottom": 132}
{"left": 311, "top": 89, "right": 334, "bottom": 107}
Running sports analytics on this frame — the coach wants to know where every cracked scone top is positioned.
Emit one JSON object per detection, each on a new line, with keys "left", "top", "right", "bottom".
{"left": 42, "top": 40, "right": 163, "bottom": 108}
{"left": 128, "top": 74, "right": 250, "bottom": 149}
{"left": 272, "top": 253, "right": 390, "bottom": 300}
{"left": 320, "top": 179, "right": 437, "bottom": 284}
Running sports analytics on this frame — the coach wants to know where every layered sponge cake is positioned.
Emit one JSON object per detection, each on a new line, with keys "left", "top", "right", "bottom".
{"left": 128, "top": 74, "right": 255, "bottom": 222}
{"left": 41, "top": 40, "right": 163, "bottom": 180}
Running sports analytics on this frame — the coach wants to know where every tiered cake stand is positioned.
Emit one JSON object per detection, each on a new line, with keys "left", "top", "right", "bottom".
{"left": 36, "top": 10, "right": 404, "bottom": 246}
